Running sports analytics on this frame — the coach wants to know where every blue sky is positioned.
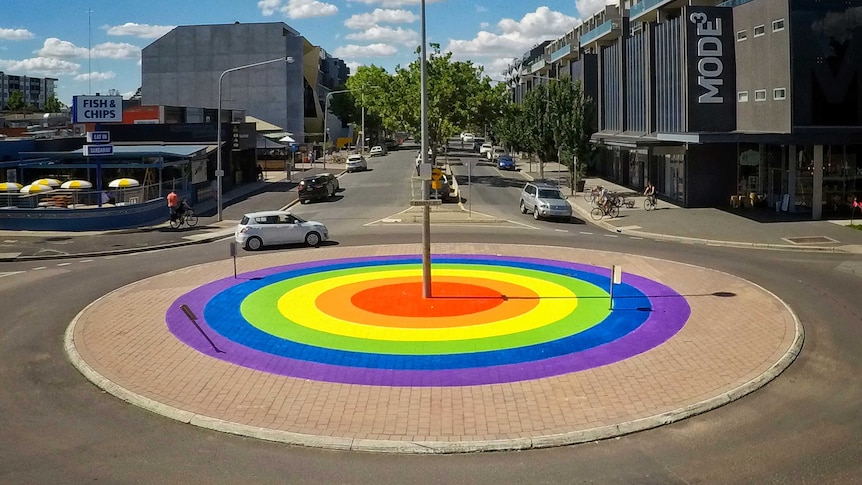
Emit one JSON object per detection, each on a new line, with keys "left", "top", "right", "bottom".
{"left": 0, "top": 0, "right": 611, "bottom": 105}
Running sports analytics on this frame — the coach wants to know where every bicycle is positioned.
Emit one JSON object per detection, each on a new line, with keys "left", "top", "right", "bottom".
{"left": 590, "top": 201, "right": 619, "bottom": 220}
{"left": 169, "top": 204, "right": 198, "bottom": 229}
{"left": 644, "top": 195, "right": 657, "bottom": 211}
{"left": 585, "top": 186, "right": 601, "bottom": 204}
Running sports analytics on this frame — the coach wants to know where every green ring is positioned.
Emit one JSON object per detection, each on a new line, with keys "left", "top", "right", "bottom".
{"left": 239, "top": 264, "right": 611, "bottom": 355}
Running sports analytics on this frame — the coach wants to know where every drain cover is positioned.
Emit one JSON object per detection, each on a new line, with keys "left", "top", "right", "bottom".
{"left": 783, "top": 236, "right": 839, "bottom": 245}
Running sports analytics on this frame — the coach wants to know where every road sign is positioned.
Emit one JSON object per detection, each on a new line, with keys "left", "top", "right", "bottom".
{"left": 83, "top": 144, "right": 113, "bottom": 157}
{"left": 410, "top": 199, "right": 442, "bottom": 206}
{"left": 87, "top": 131, "right": 111, "bottom": 143}
{"left": 72, "top": 95, "right": 123, "bottom": 123}
{"left": 431, "top": 167, "right": 443, "bottom": 181}
{"left": 431, "top": 180, "right": 442, "bottom": 190}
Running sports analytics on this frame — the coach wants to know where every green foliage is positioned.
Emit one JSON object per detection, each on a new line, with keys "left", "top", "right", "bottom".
{"left": 549, "top": 77, "right": 596, "bottom": 192}
{"left": 6, "top": 90, "right": 25, "bottom": 112}
{"left": 44, "top": 96, "right": 63, "bottom": 113}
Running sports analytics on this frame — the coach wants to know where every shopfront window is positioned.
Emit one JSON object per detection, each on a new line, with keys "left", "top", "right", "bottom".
{"left": 823, "top": 145, "right": 860, "bottom": 215}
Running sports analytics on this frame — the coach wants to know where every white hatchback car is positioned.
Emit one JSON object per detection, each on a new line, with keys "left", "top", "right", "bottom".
{"left": 346, "top": 153, "right": 367, "bottom": 172}
{"left": 369, "top": 146, "right": 386, "bottom": 157}
{"left": 235, "top": 210, "right": 328, "bottom": 250}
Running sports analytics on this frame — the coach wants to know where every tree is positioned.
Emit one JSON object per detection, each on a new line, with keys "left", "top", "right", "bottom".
{"left": 44, "top": 96, "right": 63, "bottom": 113}
{"left": 522, "top": 83, "right": 555, "bottom": 180}
{"left": 6, "top": 90, "right": 25, "bottom": 113}
{"left": 549, "top": 78, "right": 596, "bottom": 194}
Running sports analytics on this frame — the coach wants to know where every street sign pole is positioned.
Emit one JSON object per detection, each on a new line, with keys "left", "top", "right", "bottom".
{"left": 420, "top": 0, "right": 431, "bottom": 299}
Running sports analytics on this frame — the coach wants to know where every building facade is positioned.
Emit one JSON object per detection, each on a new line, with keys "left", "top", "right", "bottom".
{"left": 141, "top": 22, "right": 348, "bottom": 144}
{"left": 508, "top": 0, "right": 862, "bottom": 219}
{"left": 0, "top": 73, "right": 58, "bottom": 111}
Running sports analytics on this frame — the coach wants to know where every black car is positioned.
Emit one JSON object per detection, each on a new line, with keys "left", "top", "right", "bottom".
{"left": 298, "top": 173, "right": 338, "bottom": 203}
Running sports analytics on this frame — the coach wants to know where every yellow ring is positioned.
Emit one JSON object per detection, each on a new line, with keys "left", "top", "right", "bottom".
{"left": 277, "top": 268, "right": 576, "bottom": 342}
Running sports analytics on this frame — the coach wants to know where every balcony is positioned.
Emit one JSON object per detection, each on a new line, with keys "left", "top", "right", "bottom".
{"left": 529, "top": 56, "right": 548, "bottom": 74}
{"left": 579, "top": 19, "right": 622, "bottom": 48}
{"left": 550, "top": 44, "right": 575, "bottom": 63}
{"left": 629, "top": 0, "right": 674, "bottom": 22}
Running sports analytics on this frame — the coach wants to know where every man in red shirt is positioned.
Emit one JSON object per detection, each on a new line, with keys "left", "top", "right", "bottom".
{"left": 167, "top": 191, "right": 179, "bottom": 220}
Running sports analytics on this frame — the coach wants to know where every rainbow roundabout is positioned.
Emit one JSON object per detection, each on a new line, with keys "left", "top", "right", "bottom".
{"left": 68, "top": 245, "right": 802, "bottom": 452}
{"left": 167, "top": 254, "right": 689, "bottom": 387}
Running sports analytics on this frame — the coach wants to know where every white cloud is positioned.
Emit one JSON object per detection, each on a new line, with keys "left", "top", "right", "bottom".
{"left": 344, "top": 8, "right": 418, "bottom": 29}
{"left": 282, "top": 0, "right": 338, "bottom": 19}
{"left": 74, "top": 71, "right": 116, "bottom": 82}
{"left": 476, "top": 5, "right": 488, "bottom": 14}
{"left": 444, "top": 6, "right": 579, "bottom": 79}
{"left": 105, "top": 23, "right": 176, "bottom": 39}
{"left": 258, "top": 0, "right": 281, "bottom": 16}
{"left": 346, "top": 26, "right": 418, "bottom": 45}
{"left": 0, "top": 28, "right": 34, "bottom": 41}
{"left": 348, "top": 0, "right": 442, "bottom": 7}
{"left": 576, "top": 0, "right": 616, "bottom": 18}
{"left": 345, "top": 61, "right": 362, "bottom": 74}
{"left": 35, "top": 38, "right": 140, "bottom": 60}
{"left": 0, "top": 57, "right": 80, "bottom": 76}
{"left": 480, "top": 22, "right": 489, "bottom": 29}
{"left": 333, "top": 43, "right": 398, "bottom": 57}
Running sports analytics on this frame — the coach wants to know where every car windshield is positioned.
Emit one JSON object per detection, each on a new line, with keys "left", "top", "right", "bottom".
{"left": 538, "top": 189, "right": 564, "bottom": 199}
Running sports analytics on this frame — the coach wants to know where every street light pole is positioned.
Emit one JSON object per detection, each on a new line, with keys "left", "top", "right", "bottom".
{"left": 322, "top": 89, "right": 352, "bottom": 167}
{"left": 420, "top": 0, "right": 432, "bottom": 299}
{"left": 217, "top": 55, "right": 294, "bottom": 222}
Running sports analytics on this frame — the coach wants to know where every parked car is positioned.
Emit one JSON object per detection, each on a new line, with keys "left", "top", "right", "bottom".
{"left": 519, "top": 182, "right": 572, "bottom": 221}
{"left": 497, "top": 154, "right": 516, "bottom": 171}
{"left": 369, "top": 145, "right": 386, "bottom": 157}
{"left": 346, "top": 154, "right": 368, "bottom": 172}
{"left": 460, "top": 132, "right": 475, "bottom": 143}
{"left": 479, "top": 142, "right": 493, "bottom": 157}
{"left": 488, "top": 146, "right": 508, "bottom": 161}
{"left": 235, "top": 210, "right": 328, "bottom": 250}
{"left": 298, "top": 172, "right": 338, "bottom": 203}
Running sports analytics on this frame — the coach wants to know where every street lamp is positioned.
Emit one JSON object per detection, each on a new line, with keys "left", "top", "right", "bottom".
{"left": 217, "top": 55, "right": 294, "bottom": 222}
{"left": 322, "top": 89, "right": 351, "bottom": 167}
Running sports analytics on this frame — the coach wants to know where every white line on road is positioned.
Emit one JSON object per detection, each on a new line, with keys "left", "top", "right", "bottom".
{"left": 579, "top": 231, "right": 593, "bottom": 235}
{"left": 604, "top": 234, "right": 619, "bottom": 238}
{"left": 57, "top": 262, "right": 71, "bottom": 266}
{"left": 555, "top": 229, "right": 569, "bottom": 233}
{"left": 0, "top": 271, "right": 24, "bottom": 278}
{"left": 32, "top": 266, "right": 47, "bottom": 270}
{"left": 80, "top": 259, "right": 93, "bottom": 263}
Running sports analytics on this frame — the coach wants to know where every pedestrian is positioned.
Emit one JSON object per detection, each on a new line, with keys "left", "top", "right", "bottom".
{"left": 256, "top": 164, "right": 264, "bottom": 181}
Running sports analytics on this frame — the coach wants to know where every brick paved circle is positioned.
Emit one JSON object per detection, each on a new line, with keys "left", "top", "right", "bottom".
{"left": 65, "top": 244, "right": 802, "bottom": 453}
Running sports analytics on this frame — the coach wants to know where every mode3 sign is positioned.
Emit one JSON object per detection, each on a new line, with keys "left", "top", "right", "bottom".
{"left": 690, "top": 11, "right": 725, "bottom": 104}
{"left": 72, "top": 95, "right": 124, "bottom": 123}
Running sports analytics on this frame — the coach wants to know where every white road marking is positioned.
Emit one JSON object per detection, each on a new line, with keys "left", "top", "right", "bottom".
{"left": 579, "top": 231, "right": 593, "bottom": 235}
{"left": 554, "top": 229, "right": 569, "bottom": 233}
{"left": 616, "top": 225, "right": 642, "bottom": 231}
{"left": 0, "top": 271, "right": 24, "bottom": 279}
{"left": 32, "top": 266, "right": 47, "bottom": 270}
{"left": 57, "top": 262, "right": 71, "bottom": 266}
{"left": 80, "top": 259, "right": 93, "bottom": 263}
{"left": 604, "top": 234, "right": 619, "bottom": 238}
{"left": 629, "top": 237, "right": 644, "bottom": 240}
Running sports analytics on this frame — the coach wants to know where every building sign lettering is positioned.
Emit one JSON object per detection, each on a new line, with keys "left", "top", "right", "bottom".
{"left": 685, "top": 6, "right": 735, "bottom": 132}
{"left": 690, "top": 12, "right": 724, "bottom": 104}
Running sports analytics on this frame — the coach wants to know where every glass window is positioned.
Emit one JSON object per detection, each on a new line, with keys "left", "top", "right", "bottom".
{"left": 754, "top": 25, "right": 765, "bottom": 37}
{"left": 737, "top": 30, "right": 747, "bottom": 41}
{"left": 754, "top": 90, "right": 767, "bottom": 101}
{"left": 772, "top": 19, "right": 785, "bottom": 32}
{"left": 738, "top": 91, "right": 749, "bottom": 102}
{"left": 773, "top": 88, "right": 787, "bottom": 100}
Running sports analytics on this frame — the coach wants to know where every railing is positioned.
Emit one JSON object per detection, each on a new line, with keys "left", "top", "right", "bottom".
{"left": 579, "top": 19, "right": 619, "bottom": 46}
{"left": 2, "top": 178, "right": 186, "bottom": 209}
{"left": 550, "top": 44, "right": 573, "bottom": 63}
{"left": 717, "top": 0, "right": 755, "bottom": 6}
{"left": 630, "top": 0, "right": 673, "bottom": 20}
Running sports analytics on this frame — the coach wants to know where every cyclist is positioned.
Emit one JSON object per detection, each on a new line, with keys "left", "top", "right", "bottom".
{"left": 167, "top": 190, "right": 179, "bottom": 221}
{"left": 644, "top": 180, "right": 656, "bottom": 207}
{"left": 599, "top": 186, "right": 612, "bottom": 213}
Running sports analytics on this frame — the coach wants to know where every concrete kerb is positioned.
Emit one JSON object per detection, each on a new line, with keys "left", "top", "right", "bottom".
{"left": 63, "top": 245, "right": 805, "bottom": 454}
{"left": 517, "top": 170, "right": 854, "bottom": 253}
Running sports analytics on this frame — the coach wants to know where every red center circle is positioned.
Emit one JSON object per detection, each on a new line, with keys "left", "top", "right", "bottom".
{"left": 351, "top": 282, "right": 504, "bottom": 317}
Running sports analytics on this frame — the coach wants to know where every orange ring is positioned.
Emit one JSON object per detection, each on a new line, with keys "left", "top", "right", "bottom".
{"left": 315, "top": 275, "right": 540, "bottom": 329}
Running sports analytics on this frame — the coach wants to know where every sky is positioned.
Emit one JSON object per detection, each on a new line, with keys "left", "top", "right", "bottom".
{"left": 0, "top": 0, "right": 614, "bottom": 106}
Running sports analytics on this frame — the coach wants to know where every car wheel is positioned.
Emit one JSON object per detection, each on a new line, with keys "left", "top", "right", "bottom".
{"left": 245, "top": 236, "right": 263, "bottom": 251}
{"left": 533, "top": 208, "right": 541, "bottom": 220}
{"left": 300, "top": 199, "right": 308, "bottom": 204}
{"left": 519, "top": 201, "right": 527, "bottom": 214}
{"left": 305, "top": 231, "right": 321, "bottom": 247}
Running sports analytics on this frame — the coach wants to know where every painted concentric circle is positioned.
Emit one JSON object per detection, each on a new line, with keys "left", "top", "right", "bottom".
{"left": 166, "top": 255, "right": 690, "bottom": 386}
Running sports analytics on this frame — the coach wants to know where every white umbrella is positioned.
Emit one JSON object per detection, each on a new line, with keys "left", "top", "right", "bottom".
{"left": 20, "top": 184, "right": 54, "bottom": 194}
{"left": 60, "top": 180, "right": 93, "bottom": 190}
{"left": 279, "top": 135, "right": 296, "bottom": 143}
{"left": 31, "top": 178, "right": 61, "bottom": 188}
{"left": 108, "top": 178, "right": 140, "bottom": 188}
{"left": 0, "top": 182, "right": 22, "bottom": 192}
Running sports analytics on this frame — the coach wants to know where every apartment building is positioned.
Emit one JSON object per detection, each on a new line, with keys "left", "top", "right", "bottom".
{"left": 0, "top": 73, "right": 58, "bottom": 111}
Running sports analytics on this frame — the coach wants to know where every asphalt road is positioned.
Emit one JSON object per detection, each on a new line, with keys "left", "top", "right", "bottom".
{"left": 1, "top": 145, "right": 860, "bottom": 484}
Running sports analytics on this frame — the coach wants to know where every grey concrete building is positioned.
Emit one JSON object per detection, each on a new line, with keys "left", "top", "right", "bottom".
{"left": 0, "top": 73, "right": 57, "bottom": 111}
{"left": 141, "top": 22, "right": 348, "bottom": 144}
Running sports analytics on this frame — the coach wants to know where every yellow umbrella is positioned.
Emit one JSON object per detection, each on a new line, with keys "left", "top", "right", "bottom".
{"left": 20, "top": 184, "right": 54, "bottom": 194}
{"left": 0, "top": 182, "right": 22, "bottom": 192}
{"left": 60, "top": 180, "right": 93, "bottom": 190}
{"left": 108, "top": 178, "right": 140, "bottom": 188}
{"left": 31, "top": 178, "right": 61, "bottom": 188}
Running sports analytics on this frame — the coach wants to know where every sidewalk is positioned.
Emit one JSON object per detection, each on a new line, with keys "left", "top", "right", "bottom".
{"left": 519, "top": 160, "right": 862, "bottom": 254}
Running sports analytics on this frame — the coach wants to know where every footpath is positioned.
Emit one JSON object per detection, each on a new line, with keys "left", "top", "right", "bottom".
{"left": 2, "top": 160, "right": 862, "bottom": 261}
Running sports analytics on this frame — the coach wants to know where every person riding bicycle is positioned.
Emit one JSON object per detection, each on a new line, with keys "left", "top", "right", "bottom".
{"left": 167, "top": 190, "right": 179, "bottom": 221}
{"left": 599, "top": 186, "right": 612, "bottom": 213}
{"left": 644, "top": 180, "right": 656, "bottom": 206}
